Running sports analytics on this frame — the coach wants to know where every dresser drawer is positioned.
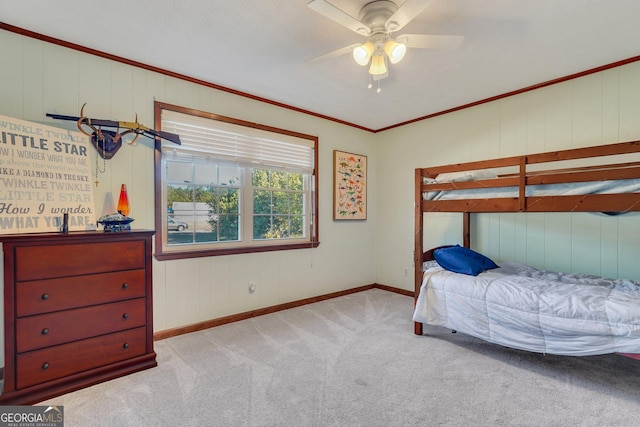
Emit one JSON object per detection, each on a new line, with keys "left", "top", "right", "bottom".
{"left": 16, "top": 327, "right": 147, "bottom": 390}
{"left": 15, "top": 240, "right": 146, "bottom": 281}
{"left": 16, "top": 299, "right": 146, "bottom": 353}
{"left": 16, "top": 269, "right": 146, "bottom": 317}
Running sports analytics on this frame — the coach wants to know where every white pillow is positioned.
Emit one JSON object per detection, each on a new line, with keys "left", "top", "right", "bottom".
{"left": 422, "top": 260, "right": 441, "bottom": 271}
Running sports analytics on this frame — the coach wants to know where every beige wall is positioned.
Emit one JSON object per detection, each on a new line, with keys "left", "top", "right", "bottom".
{"left": 375, "top": 62, "right": 640, "bottom": 291}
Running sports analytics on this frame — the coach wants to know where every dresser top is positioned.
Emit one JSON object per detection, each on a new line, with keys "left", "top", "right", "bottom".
{"left": 0, "top": 230, "right": 155, "bottom": 244}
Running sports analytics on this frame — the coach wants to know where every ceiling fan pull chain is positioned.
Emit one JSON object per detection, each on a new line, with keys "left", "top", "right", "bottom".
{"left": 377, "top": 80, "right": 382, "bottom": 94}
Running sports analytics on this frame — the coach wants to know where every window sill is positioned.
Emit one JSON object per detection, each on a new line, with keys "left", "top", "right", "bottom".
{"left": 154, "top": 241, "right": 320, "bottom": 261}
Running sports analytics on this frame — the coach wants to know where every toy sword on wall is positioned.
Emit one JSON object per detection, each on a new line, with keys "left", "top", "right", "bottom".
{"left": 46, "top": 104, "right": 181, "bottom": 159}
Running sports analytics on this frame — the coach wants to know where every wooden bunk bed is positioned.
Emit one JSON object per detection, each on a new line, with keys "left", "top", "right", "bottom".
{"left": 413, "top": 140, "right": 640, "bottom": 357}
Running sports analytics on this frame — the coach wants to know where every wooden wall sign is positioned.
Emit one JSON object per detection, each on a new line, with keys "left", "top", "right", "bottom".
{"left": 0, "top": 114, "right": 96, "bottom": 234}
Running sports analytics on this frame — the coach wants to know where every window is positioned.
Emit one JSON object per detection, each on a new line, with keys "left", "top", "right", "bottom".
{"left": 154, "top": 102, "right": 319, "bottom": 260}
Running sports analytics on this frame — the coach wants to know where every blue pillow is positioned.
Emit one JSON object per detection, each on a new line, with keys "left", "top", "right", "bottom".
{"left": 433, "top": 245, "right": 499, "bottom": 276}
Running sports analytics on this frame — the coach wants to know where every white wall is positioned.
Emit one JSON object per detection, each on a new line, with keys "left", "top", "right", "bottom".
{"left": 375, "top": 62, "right": 640, "bottom": 291}
{"left": 0, "top": 29, "right": 377, "bottom": 351}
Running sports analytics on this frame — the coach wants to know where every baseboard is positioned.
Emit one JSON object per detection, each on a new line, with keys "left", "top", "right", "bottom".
{"left": 153, "top": 283, "right": 411, "bottom": 341}
{"left": 373, "top": 283, "right": 414, "bottom": 297}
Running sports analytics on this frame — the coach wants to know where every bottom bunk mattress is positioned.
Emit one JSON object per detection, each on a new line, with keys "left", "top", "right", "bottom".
{"left": 413, "top": 262, "right": 640, "bottom": 356}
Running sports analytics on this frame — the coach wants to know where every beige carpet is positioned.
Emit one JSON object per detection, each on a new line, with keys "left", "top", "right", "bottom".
{"left": 41, "top": 289, "right": 640, "bottom": 426}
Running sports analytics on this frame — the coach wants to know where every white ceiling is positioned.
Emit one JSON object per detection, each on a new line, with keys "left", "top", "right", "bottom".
{"left": 2, "top": 0, "right": 640, "bottom": 131}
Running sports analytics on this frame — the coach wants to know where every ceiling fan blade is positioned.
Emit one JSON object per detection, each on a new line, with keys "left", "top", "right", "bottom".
{"left": 307, "top": 0, "right": 369, "bottom": 35}
{"left": 386, "top": 0, "right": 434, "bottom": 32}
{"left": 397, "top": 34, "right": 464, "bottom": 49}
{"left": 305, "top": 43, "right": 360, "bottom": 64}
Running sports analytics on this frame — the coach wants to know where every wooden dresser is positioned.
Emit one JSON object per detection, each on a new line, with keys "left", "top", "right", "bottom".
{"left": 0, "top": 230, "right": 156, "bottom": 404}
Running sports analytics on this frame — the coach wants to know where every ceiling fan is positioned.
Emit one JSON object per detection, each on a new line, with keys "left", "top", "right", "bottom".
{"left": 307, "top": 0, "right": 463, "bottom": 91}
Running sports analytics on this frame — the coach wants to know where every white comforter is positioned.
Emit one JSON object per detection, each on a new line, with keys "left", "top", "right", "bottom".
{"left": 412, "top": 262, "right": 640, "bottom": 355}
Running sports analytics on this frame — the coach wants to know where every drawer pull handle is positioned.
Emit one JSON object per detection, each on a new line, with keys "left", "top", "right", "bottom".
{"left": 42, "top": 363, "right": 49, "bottom": 370}
{"left": 41, "top": 294, "right": 49, "bottom": 300}
{"left": 122, "top": 283, "right": 129, "bottom": 289}
{"left": 123, "top": 343, "right": 129, "bottom": 349}
{"left": 41, "top": 328, "right": 49, "bottom": 335}
{"left": 122, "top": 313, "right": 129, "bottom": 319}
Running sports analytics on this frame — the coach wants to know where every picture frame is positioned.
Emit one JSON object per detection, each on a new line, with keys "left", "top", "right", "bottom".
{"left": 333, "top": 150, "right": 367, "bottom": 220}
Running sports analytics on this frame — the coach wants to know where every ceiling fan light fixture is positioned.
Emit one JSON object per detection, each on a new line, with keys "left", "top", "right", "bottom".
{"left": 384, "top": 39, "right": 407, "bottom": 64}
{"left": 353, "top": 41, "right": 374, "bottom": 66}
{"left": 369, "top": 54, "right": 387, "bottom": 76}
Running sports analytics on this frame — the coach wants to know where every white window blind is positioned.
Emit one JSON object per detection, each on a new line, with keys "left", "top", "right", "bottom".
{"left": 161, "top": 110, "right": 314, "bottom": 173}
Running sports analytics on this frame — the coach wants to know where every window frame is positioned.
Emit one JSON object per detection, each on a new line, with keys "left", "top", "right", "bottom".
{"left": 153, "top": 101, "right": 319, "bottom": 260}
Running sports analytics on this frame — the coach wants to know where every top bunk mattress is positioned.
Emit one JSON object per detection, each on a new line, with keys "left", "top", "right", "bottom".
{"left": 423, "top": 178, "right": 640, "bottom": 201}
